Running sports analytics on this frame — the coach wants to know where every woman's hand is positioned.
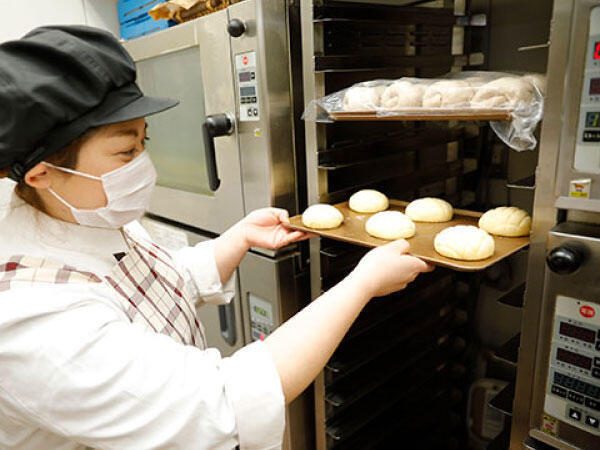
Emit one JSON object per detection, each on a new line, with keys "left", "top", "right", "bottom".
{"left": 240, "top": 208, "right": 313, "bottom": 250}
{"left": 214, "top": 208, "right": 311, "bottom": 286}
{"left": 346, "top": 240, "right": 434, "bottom": 298}
{"left": 264, "top": 239, "right": 434, "bottom": 404}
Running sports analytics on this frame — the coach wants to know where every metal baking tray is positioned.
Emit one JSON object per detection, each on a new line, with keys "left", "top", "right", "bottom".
{"left": 328, "top": 109, "right": 512, "bottom": 122}
{"left": 286, "top": 200, "right": 529, "bottom": 272}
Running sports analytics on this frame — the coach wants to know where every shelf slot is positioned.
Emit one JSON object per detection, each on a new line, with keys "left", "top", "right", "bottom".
{"left": 488, "top": 382, "right": 515, "bottom": 417}
{"left": 497, "top": 283, "right": 526, "bottom": 308}
{"left": 494, "top": 333, "right": 521, "bottom": 366}
{"left": 506, "top": 175, "right": 536, "bottom": 191}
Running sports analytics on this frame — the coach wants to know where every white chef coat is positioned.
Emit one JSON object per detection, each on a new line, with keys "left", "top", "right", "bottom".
{"left": 0, "top": 192, "right": 285, "bottom": 450}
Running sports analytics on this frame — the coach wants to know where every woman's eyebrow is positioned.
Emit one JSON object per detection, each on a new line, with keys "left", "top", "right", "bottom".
{"left": 110, "top": 128, "right": 138, "bottom": 137}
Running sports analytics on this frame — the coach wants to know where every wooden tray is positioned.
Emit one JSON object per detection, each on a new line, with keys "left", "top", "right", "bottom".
{"left": 328, "top": 109, "right": 512, "bottom": 122}
{"left": 286, "top": 200, "right": 529, "bottom": 272}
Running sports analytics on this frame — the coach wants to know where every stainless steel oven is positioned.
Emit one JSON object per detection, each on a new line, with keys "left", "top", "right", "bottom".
{"left": 512, "top": 1, "right": 600, "bottom": 448}
{"left": 124, "top": 0, "right": 298, "bottom": 235}
{"left": 297, "top": 0, "right": 586, "bottom": 449}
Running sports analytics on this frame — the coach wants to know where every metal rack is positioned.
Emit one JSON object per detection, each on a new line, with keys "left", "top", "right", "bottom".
{"left": 301, "top": 1, "right": 482, "bottom": 448}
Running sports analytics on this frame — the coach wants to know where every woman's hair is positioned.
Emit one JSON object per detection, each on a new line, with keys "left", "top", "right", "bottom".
{"left": 0, "top": 128, "right": 97, "bottom": 213}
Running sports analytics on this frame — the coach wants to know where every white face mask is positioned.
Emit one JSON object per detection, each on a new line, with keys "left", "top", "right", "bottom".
{"left": 45, "top": 151, "right": 157, "bottom": 229}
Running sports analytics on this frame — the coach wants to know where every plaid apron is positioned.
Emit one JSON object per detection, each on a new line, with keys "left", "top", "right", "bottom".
{"left": 0, "top": 229, "right": 206, "bottom": 349}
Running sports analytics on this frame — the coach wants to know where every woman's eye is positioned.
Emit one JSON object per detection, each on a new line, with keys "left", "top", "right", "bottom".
{"left": 144, "top": 136, "right": 150, "bottom": 142}
{"left": 120, "top": 149, "right": 136, "bottom": 156}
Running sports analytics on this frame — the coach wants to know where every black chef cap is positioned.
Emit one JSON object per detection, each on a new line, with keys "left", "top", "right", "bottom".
{"left": 0, "top": 25, "right": 179, "bottom": 181}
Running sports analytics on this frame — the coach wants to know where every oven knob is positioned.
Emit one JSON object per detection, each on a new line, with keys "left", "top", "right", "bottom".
{"left": 546, "top": 245, "right": 583, "bottom": 275}
{"left": 227, "top": 19, "right": 246, "bottom": 38}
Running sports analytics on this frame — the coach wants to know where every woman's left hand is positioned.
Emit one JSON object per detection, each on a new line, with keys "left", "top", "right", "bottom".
{"left": 241, "top": 208, "right": 313, "bottom": 250}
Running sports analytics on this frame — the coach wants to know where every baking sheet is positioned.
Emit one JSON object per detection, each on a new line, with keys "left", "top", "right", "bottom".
{"left": 328, "top": 109, "right": 513, "bottom": 122}
{"left": 286, "top": 200, "right": 529, "bottom": 272}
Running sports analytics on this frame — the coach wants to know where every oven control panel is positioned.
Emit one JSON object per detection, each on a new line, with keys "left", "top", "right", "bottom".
{"left": 574, "top": 7, "right": 600, "bottom": 173}
{"left": 249, "top": 294, "right": 273, "bottom": 341}
{"left": 235, "top": 51, "right": 260, "bottom": 122}
{"left": 545, "top": 295, "right": 600, "bottom": 435}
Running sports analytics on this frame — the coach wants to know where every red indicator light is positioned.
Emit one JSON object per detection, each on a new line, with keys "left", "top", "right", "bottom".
{"left": 580, "top": 305, "right": 596, "bottom": 318}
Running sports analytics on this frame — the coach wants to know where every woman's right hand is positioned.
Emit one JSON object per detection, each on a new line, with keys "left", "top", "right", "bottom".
{"left": 347, "top": 240, "right": 435, "bottom": 298}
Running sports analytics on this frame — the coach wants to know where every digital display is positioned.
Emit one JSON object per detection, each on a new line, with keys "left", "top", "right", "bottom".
{"left": 586, "top": 112, "right": 600, "bottom": 128}
{"left": 253, "top": 305, "right": 268, "bottom": 318}
{"left": 559, "top": 322, "right": 596, "bottom": 344}
{"left": 557, "top": 347, "right": 592, "bottom": 370}
{"left": 591, "top": 78, "right": 600, "bottom": 96}
{"left": 239, "top": 72, "right": 252, "bottom": 82}
{"left": 554, "top": 372, "right": 600, "bottom": 399}
{"left": 240, "top": 86, "right": 256, "bottom": 97}
{"left": 595, "top": 42, "right": 600, "bottom": 60}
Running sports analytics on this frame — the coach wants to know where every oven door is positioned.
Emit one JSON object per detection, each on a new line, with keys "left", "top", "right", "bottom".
{"left": 125, "top": 12, "right": 244, "bottom": 234}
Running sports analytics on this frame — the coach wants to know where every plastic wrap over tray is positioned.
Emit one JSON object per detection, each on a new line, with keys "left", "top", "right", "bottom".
{"left": 303, "top": 71, "right": 545, "bottom": 151}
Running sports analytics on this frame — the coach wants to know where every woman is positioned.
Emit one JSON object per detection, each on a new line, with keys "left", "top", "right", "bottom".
{"left": 0, "top": 26, "right": 433, "bottom": 449}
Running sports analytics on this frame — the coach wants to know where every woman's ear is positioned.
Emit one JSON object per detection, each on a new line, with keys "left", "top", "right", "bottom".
{"left": 24, "top": 162, "right": 51, "bottom": 189}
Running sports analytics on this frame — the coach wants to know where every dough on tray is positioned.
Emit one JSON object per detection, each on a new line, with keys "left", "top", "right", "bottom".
{"left": 478, "top": 206, "right": 531, "bottom": 237}
{"left": 343, "top": 86, "right": 386, "bottom": 111}
{"left": 380, "top": 81, "right": 424, "bottom": 110}
{"left": 405, "top": 198, "right": 453, "bottom": 223}
{"left": 365, "top": 211, "right": 415, "bottom": 240}
{"left": 349, "top": 189, "right": 389, "bottom": 213}
{"left": 471, "top": 77, "right": 535, "bottom": 108}
{"left": 422, "top": 80, "right": 474, "bottom": 108}
{"left": 302, "top": 204, "right": 344, "bottom": 229}
{"left": 434, "top": 225, "right": 495, "bottom": 261}
{"left": 463, "top": 76, "right": 488, "bottom": 88}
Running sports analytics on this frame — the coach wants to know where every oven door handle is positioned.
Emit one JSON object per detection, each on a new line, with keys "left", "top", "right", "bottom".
{"left": 218, "top": 303, "right": 237, "bottom": 345}
{"left": 202, "top": 113, "right": 234, "bottom": 191}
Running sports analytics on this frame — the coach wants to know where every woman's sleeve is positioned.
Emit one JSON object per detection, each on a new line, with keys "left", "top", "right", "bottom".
{"left": 171, "top": 239, "right": 236, "bottom": 306}
{"left": 0, "top": 288, "right": 284, "bottom": 450}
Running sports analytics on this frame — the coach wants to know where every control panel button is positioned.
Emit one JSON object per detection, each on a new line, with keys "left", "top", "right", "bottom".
{"left": 593, "top": 368, "right": 600, "bottom": 379}
{"left": 251, "top": 97, "right": 257, "bottom": 103}
{"left": 570, "top": 408, "right": 583, "bottom": 421}
{"left": 595, "top": 357, "right": 600, "bottom": 367}
{"left": 583, "top": 130, "right": 600, "bottom": 142}
{"left": 586, "top": 415, "right": 600, "bottom": 428}
{"left": 586, "top": 397, "right": 600, "bottom": 411}
{"left": 253, "top": 108, "right": 258, "bottom": 116}
{"left": 568, "top": 391, "right": 585, "bottom": 404}
{"left": 247, "top": 108, "right": 253, "bottom": 117}
{"left": 552, "top": 385, "right": 567, "bottom": 398}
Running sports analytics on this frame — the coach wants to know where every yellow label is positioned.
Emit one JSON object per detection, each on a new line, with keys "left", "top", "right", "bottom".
{"left": 570, "top": 191, "right": 589, "bottom": 198}
{"left": 542, "top": 414, "right": 559, "bottom": 437}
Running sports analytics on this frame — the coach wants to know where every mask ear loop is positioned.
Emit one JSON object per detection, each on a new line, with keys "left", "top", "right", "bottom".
{"left": 43, "top": 161, "right": 102, "bottom": 181}
{"left": 46, "top": 187, "right": 76, "bottom": 210}
{"left": 43, "top": 162, "right": 103, "bottom": 214}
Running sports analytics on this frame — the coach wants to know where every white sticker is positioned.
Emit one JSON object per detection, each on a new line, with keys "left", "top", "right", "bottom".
{"left": 570, "top": 178, "right": 592, "bottom": 198}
